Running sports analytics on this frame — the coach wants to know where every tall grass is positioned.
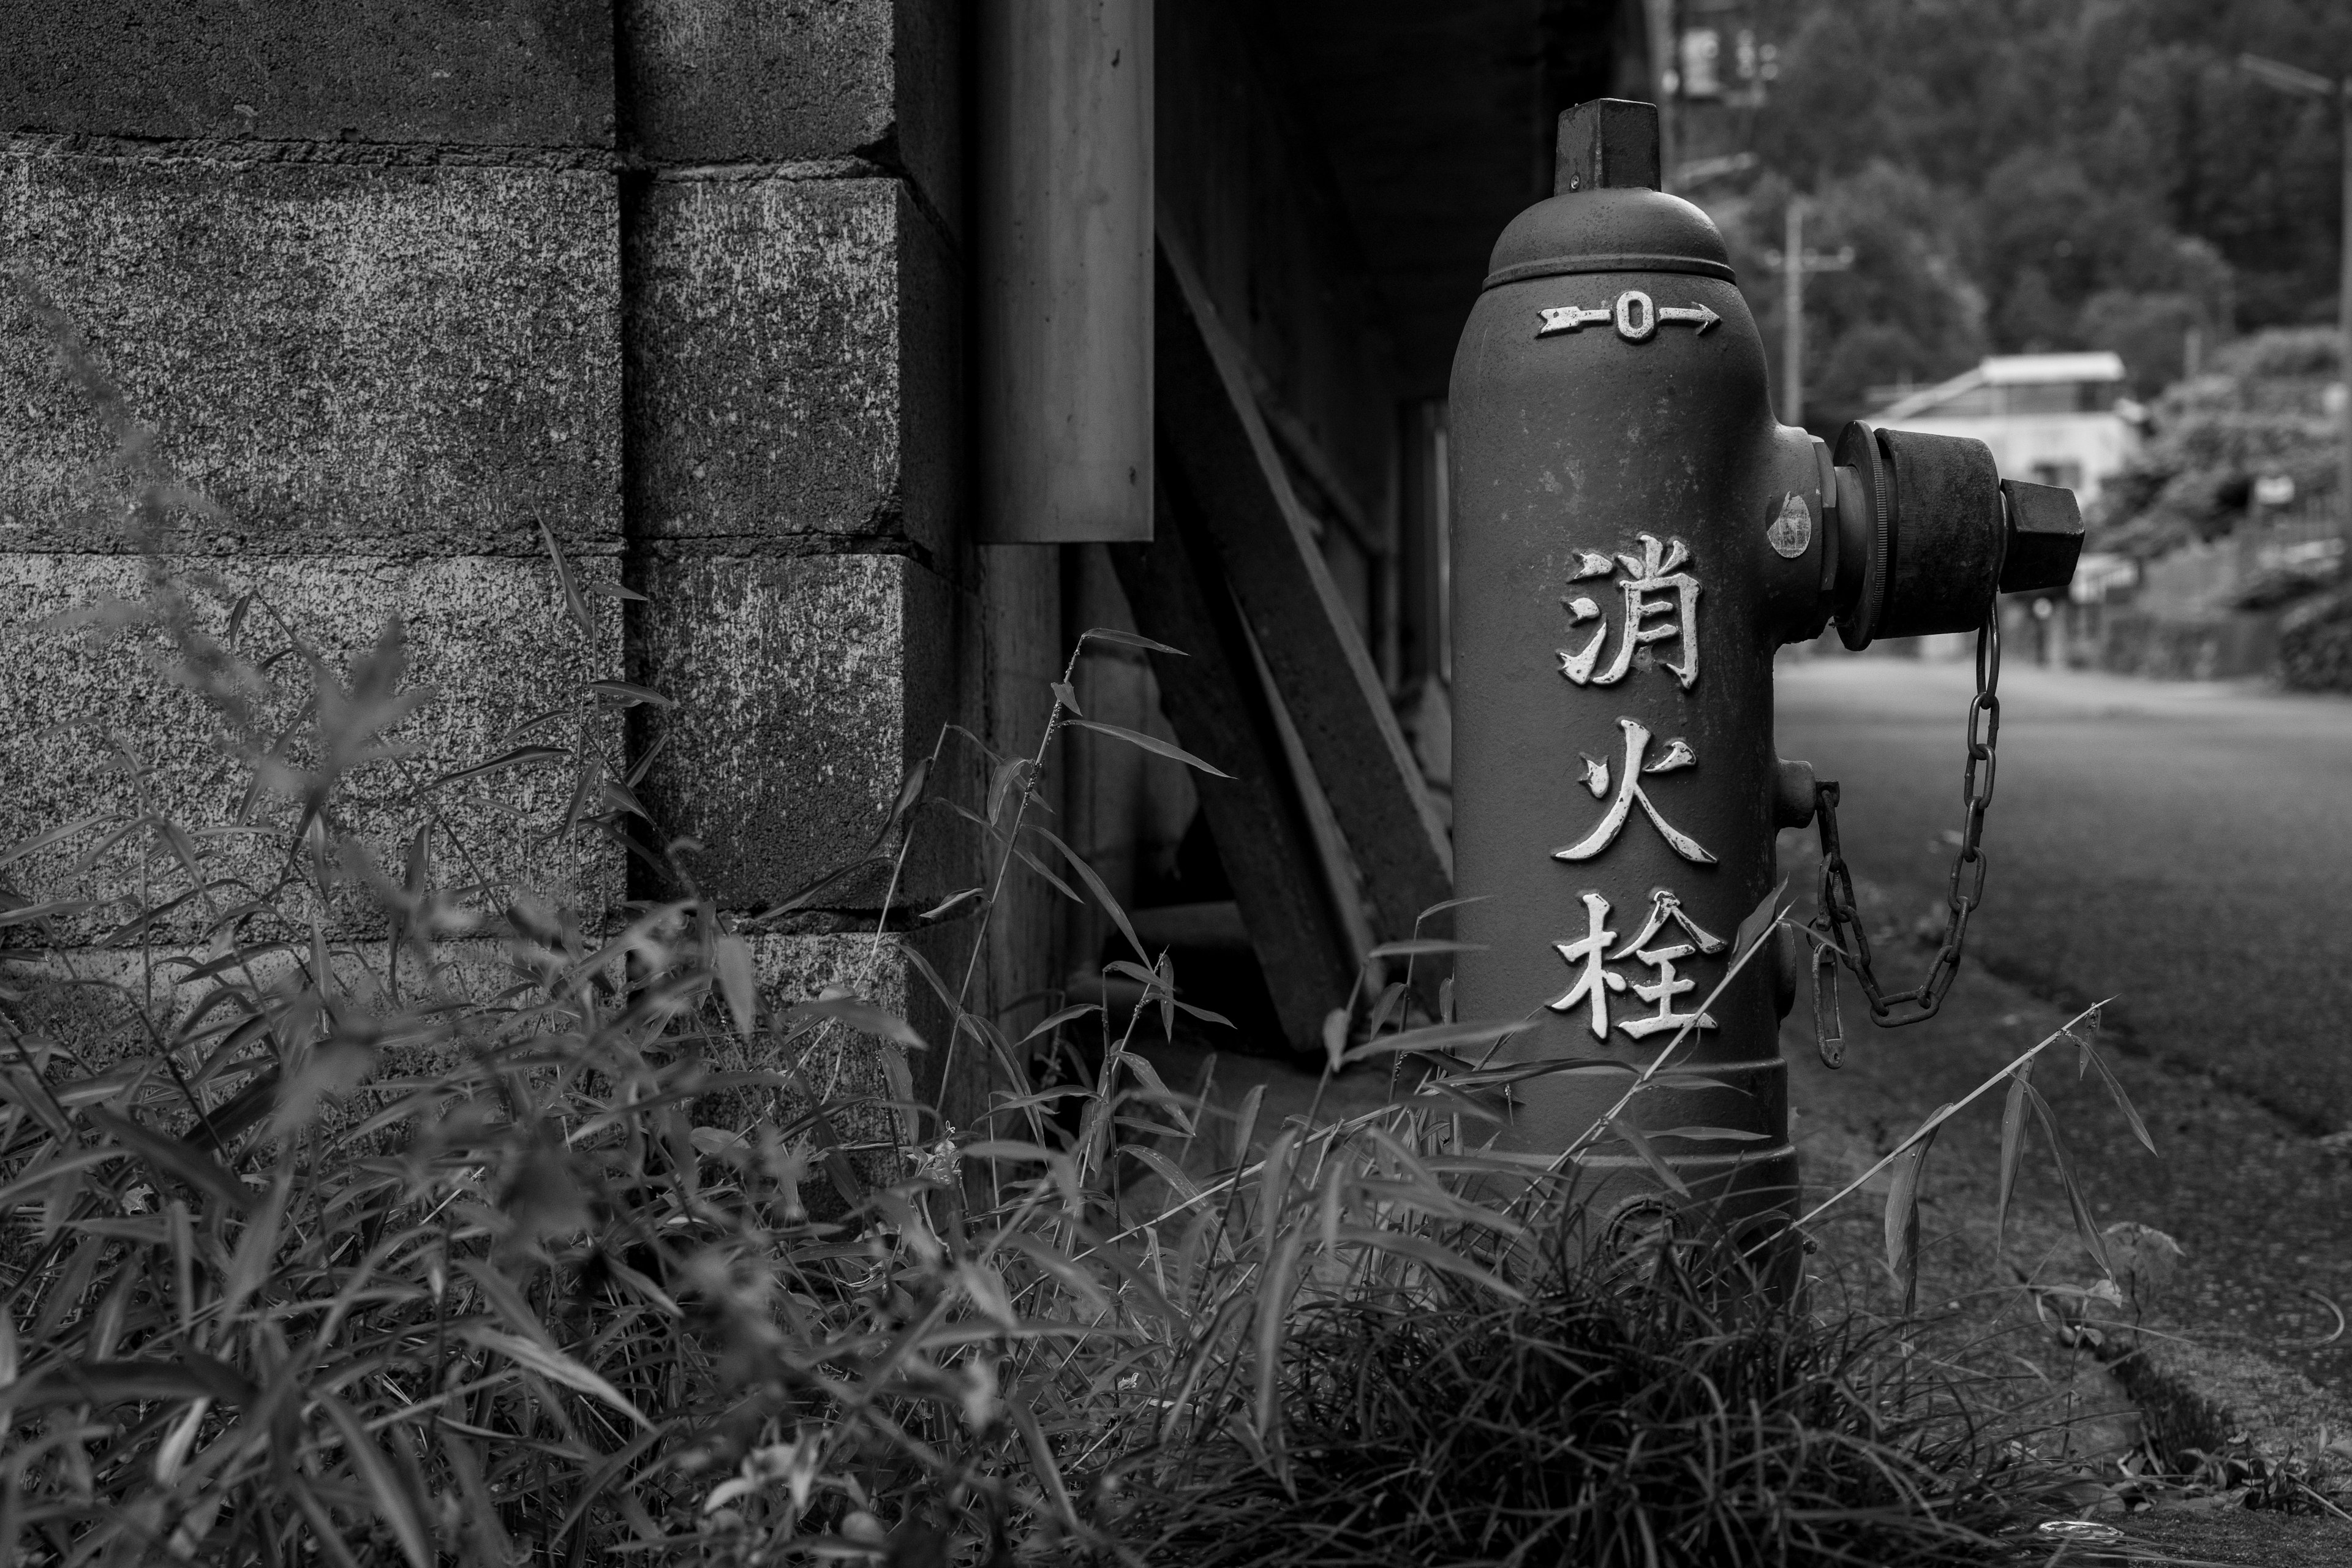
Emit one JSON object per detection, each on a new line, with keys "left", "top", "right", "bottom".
{"left": 0, "top": 276, "right": 2076, "bottom": 1566}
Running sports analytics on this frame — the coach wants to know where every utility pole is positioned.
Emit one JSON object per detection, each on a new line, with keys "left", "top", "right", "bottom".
{"left": 2241, "top": 53, "right": 2352, "bottom": 551}
{"left": 1762, "top": 198, "right": 1853, "bottom": 429}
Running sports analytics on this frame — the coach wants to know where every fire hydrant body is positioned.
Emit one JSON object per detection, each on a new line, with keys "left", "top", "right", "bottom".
{"left": 1447, "top": 101, "right": 2080, "bottom": 1241}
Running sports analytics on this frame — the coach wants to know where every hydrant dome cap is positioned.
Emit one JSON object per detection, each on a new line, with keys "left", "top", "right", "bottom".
{"left": 1481, "top": 187, "right": 1736, "bottom": 290}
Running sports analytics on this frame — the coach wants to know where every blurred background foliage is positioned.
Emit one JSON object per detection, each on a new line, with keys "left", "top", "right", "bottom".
{"left": 1703, "top": 0, "right": 2348, "bottom": 432}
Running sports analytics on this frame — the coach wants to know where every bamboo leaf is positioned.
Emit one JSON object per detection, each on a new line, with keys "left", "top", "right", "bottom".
{"left": 987, "top": 754, "right": 1033, "bottom": 826}
{"left": 23, "top": 1356, "right": 252, "bottom": 1410}
{"left": 2023, "top": 1079, "right": 2112, "bottom": 1278}
{"left": 1103, "top": 958, "right": 1164, "bottom": 989}
{"left": 1884, "top": 1112, "right": 1945, "bottom": 1315}
{"left": 887, "top": 753, "right": 933, "bottom": 832}
{"left": 0, "top": 897, "right": 102, "bottom": 929}
{"left": 788, "top": 991, "right": 926, "bottom": 1050}
{"left": 1050, "top": 680, "right": 1083, "bottom": 716}
{"left": 1341, "top": 1015, "right": 1536, "bottom": 1065}
{"left": 1028, "top": 824, "right": 1148, "bottom": 965}
{"left": 427, "top": 745, "right": 568, "bottom": 790}
{"left": 1412, "top": 893, "right": 1491, "bottom": 922}
{"left": 917, "top": 886, "right": 986, "bottom": 922}
{"left": 1364, "top": 938, "right": 1486, "bottom": 960}
{"left": 714, "top": 934, "right": 758, "bottom": 1038}
{"left": 956, "top": 1261, "right": 1022, "bottom": 1333}
{"left": 221, "top": 1172, "right": 291, "bottom": 1323}
{"left": 1321, "top": 1008, "right": 1349, "bottom": 1075}
{"left": 538, "top": 518, "right": 592, "bottom": 635}
{"left": 1732, "top": 878, "right": 1790, "bottom": 962}
{"left": 2083, "top": 1043, "right": 2158, "bottom": 1156}
{"left": 1125, "top": 1145, "right": 1204, "bottom": 1204}
{"left": 1431, "top": 1057, "right": 1642, "bottom": 1091}
{"left": 456, "top": 1325, "right": 652, "bottom": 1428}
{"left": 1079, "top": 626, "right": 1186, "bottom": 657}
{"left": 1996, "top": 1060, "right": 2034, "bottom": 1257}
{"left": 585, "top": 679, "right": 673, "bottom": 708}
{"left": 1006, "top": 1390, "right": 1081, "bottom": 1528}
{"left": 1608, "top": 1117, "right": 1691, "bottom": 1197}
{"left": 1063, "top": 719, "right": 1234, "bottom": 778}
{"left": 81, "top": 1107, "right": 252, "bottom": 1215}
{"left": 1019, "top": 1002, "right": 1102, "bottom": 1043}
{"left": 1012, "top": 845, "right": 1085, "bottom": 904}
{"left": 1333, "top": 1225, "right": 1526, "bottom": 1302}
{"left": 0, "top": 812, "right": 108, "bottom": 872}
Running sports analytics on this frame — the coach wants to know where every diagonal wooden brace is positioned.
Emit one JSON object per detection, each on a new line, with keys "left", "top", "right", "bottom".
{"left": 1153, "top": 232, "right": 1456, "bottom": 951}
{"left": 1109, "top": 477, "right": 1360, "bottom": 1051}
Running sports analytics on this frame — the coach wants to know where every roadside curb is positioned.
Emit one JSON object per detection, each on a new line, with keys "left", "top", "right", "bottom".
{"left": 2108, "top": 1336, "right": 2352, "bottom": 1490}
{"left": 1780, "top": 927, "right": 2352, "bottom": 1496}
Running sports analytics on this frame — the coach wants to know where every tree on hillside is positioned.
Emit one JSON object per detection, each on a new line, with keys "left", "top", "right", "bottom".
{"left": 2090, "top": 326, "right": 2341, "bottom": 558}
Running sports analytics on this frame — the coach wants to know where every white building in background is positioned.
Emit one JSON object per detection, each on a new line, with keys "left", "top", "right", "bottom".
{"left": 1869, "top": 352, "right": 2138, "bottom": 507}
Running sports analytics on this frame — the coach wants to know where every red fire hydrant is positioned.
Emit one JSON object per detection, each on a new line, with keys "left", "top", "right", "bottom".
{"left": 1446, "top": 100, "right": 2081, "bottom": 1247}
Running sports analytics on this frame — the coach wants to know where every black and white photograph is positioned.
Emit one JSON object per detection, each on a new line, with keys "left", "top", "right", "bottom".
{"left": 2, "top": 2, "right": 2350, "bottom": 1562}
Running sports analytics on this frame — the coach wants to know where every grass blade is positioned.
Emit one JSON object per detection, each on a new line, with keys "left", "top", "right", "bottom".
{"left": 1885, "top": 1111, "right": 1945, "bottom": 1315}
{"left": 83, "top": 1107, "right": 252, "bottom": 1215}
{"left": 1253, "top": 1224, "right": 1308, "bottom": 1436}
{"left": 319, "top": 1395, "right": 431, "bottom": 1568}
{"left": 1995, "top": 1061, "right": 2033, "bottom": 1258}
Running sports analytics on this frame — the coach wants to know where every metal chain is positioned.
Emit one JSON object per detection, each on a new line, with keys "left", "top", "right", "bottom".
{"left": 1810, "top": 606, "right": 2002, "bottom": 1052}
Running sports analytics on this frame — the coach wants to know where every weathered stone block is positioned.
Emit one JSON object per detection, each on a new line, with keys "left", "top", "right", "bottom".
{"left": 0, "top": 155, "right": 621, "bottom": 557}
{"left": 626, "top": 175, "right": 956, "bottom": 557}
{"left": 0, "top": 551, "right": 625, "bottom": 944}
{"left": 1, "top": 925, "right": 976, "bottom": 1165}
{"left": 740, "top": 927, "right": 979, "bottom": 1139}
{"left": 635, "top": 551, "right": 968, "bottom": 914}
{"left": 619, "top": 0, "right": 958, "bottom": 226}
{"left": 2, "top": 1, "right": 614, "bottom": 148}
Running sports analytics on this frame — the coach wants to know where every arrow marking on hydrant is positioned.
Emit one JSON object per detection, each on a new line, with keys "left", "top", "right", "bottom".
{"left": 1654, "top": 303, "right": 1720, "bottom": 333}
{"left": 1536, "top": 306, "right": 1611, "bottom": 335}
{"left": 1536, "top": 298, "right": 1720, "bottom": 340}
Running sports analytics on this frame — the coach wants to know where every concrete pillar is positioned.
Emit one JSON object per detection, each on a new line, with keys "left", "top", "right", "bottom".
{"left": 618, "top": 1, "right": 1062, "bottom": 1095}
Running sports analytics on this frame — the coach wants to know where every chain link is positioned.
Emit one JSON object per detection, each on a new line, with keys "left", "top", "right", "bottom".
{"left": 1810, "top": 606, "right": 2002, "bottom": 1049}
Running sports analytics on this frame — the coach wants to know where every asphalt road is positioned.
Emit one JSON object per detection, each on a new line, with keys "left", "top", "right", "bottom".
{"left": 1775, "top": 651, "right": 2352, "bottom": 1140}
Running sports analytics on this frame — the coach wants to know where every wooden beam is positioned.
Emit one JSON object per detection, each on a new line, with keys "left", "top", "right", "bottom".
{"left": 1109, "top": 480, "right": 1359, "bottom": 1051}
{"left": 973, "top": 0, "right": 1153, "bottom": 543}
{"left": 1153, "top": 232, "right": 1455, "bottom": 947}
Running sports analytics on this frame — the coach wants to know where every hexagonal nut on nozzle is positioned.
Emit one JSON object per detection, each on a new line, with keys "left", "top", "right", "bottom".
{"left": 1997, "top": 479, "right": 2084, "bottom": 594}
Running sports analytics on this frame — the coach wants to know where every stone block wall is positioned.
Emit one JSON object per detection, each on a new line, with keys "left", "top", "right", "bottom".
{"left": 0, "top": 0, "right": 1038, "bottom": 1088}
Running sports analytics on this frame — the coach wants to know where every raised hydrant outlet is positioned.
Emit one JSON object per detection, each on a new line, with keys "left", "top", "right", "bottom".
{"left": 1446, "top": 99, "right": 2082, "bottom": 1246}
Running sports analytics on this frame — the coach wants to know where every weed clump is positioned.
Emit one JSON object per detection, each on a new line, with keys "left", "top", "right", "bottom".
{"left": 1122, "top": 1234, "right": 2026, "bottom": 1568}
